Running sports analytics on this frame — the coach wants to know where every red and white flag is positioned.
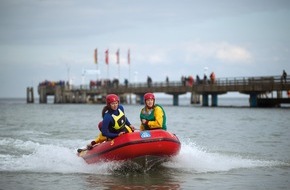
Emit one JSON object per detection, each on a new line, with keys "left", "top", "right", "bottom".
{"left": 105, "top": 49, "right": 109, "bottom": 65}
{"left": 116, "top": 49, "right": 120, "bottom": 64}
{"left": 94, "top": 48, "right": 98, "bottom": 64}
{"left": 127, "top": 49, "right": 130, "bottom": 65}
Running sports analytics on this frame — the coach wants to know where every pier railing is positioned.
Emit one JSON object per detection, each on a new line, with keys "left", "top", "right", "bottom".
{"left": 194, "top": 75, "right": 289, "bottom": 94}
{"left": 36, "top": 75, "right": 290, "bottom": 106}
{"left": 64, "top": 75, "right": 289, "bottom": 95}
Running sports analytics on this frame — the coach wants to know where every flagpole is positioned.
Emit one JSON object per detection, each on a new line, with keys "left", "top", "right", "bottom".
{"left": 97, "top": 64, "right": 99, "bottom": 81}
{"left": 117, "top": 49, "right": 120, "bottom": 81}
{"left": 95, "top": 48, "right": 99, "bottom": 81}
{"left": 105, "top": 49, "right": 109, "bottom": 79}
{"left": 128, "top": 49, "right": 131, "bottom": 104}
{"left": 129, "top": 63, "right": 131, "bottom": 85}
{"left": 107, "top": 64, "right": 109, "bottom": 79}
{"left": 128, "top": 49, "right": 131, "bottom": 85}
{"left": 118, "top": 64, "right": 120, "bottom": 81}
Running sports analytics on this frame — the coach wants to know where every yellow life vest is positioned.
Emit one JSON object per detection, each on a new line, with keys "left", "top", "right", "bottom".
{"left": 111, "top": 108, "right": 126, "bottom": 130}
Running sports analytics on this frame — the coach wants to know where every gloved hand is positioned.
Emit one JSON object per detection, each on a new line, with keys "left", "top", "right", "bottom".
{"left": 87, "top": 144, "right": 93, "bottom": 150}
{"left": 86, "top": 141, "right": 96, "bottom": 150}
{"left": 118, "top": 131, "right": 125, "bottom": 136}
{"left": 141, "top": 119, "right": 148, "bottom": 125}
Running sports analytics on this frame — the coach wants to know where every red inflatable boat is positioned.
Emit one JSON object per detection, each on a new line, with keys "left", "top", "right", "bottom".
{"left": 77, "top": 129, "right": 181, "bottom": 165}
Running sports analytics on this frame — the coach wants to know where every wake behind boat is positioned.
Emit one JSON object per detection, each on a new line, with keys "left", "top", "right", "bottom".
{"left": 77, "top": 129, "right": 181, "bottom": 166}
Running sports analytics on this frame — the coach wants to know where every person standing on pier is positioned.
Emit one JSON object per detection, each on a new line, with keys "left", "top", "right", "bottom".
{"left": 282, "top": 70, "right": 287, "bottom": 83}
{"left": 140, "top": 92, "right": 167, "bottom": 131}
{"left": 101, "top": 94, "right": 135, "bottom": 139}
{"left": 210, "top": 72, "right": 216, "bottom": 84}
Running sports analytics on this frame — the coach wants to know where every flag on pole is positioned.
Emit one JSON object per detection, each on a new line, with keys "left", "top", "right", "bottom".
{"left": 116, "top": 49, "right": 120, "bottom": 64}
{"left": 94, "top": 48, "right": 98, "bottom": 64}
{"left": 105, "top": 49, "right": 109, "bottom": 65}
{"left": 127, "top": 49, "right": 130, "bottom": 65}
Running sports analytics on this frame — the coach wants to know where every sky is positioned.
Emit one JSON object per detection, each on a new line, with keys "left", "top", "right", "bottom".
{"left": 0, "top": 0, "right": 290, "bottom": 98}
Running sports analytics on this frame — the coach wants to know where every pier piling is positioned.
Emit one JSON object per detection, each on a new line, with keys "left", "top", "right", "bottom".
{"left": 26, "top": 87, "right": 34, "bottom": 103}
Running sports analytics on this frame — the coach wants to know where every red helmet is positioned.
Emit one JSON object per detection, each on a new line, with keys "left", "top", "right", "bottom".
{"left": 144, "top": 92, "right": 155, "bottom": 101}
{"left": 106, "top": 94, "right": 119, "bottom": 105}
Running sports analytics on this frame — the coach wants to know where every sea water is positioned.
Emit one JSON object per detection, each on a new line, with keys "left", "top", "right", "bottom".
{"left": 0, "top": 98, "right": 289, "bottom": 190}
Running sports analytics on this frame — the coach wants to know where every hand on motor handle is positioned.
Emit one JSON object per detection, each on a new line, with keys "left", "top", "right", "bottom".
{"left": 141, "top": 119, "right": 148, "bottom": 125}
{"left": 118, "top": 131, "right": 125, "bottom": 136}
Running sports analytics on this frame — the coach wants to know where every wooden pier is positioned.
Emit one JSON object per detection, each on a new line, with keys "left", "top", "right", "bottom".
{"left": 31, "top": 75, "right": 290, "bottom": 107}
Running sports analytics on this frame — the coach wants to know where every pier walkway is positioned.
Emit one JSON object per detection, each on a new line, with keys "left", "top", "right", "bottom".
{"left": 34, "top": 75, "right": 290, "bottom": 107}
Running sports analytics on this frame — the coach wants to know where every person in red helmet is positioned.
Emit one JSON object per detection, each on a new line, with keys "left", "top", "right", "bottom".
{"left": 140, "top": 92, "right": 167, "bottom": 131}
{"left": 101, "top": 94, "right": 135, "bottom": 139}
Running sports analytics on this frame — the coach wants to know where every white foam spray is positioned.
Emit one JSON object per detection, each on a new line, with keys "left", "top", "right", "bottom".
{"left": 0, "top": 138, "right": 285, "bottom": 174}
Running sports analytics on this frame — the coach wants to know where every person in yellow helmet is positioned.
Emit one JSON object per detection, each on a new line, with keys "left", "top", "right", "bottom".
{"left": 140, "top": 92, "right": 167, "bottom": 131}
